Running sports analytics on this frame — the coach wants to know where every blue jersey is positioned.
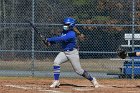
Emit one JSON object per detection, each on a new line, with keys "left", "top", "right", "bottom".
{"left": 47, "top": 30, "right": 76, "bottom": 51}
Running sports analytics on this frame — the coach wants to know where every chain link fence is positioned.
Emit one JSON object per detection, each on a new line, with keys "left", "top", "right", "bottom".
{"left": 0, "top": 0, "right": 140, "bottom": 78}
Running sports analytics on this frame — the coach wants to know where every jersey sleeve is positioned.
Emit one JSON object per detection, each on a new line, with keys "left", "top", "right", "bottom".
{"left": 47, "top": 31, "right": 75, "bottom": 43}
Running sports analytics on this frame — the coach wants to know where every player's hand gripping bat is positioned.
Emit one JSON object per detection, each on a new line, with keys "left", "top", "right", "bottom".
{"left": 27, "top": 21, "right": 50, "bottom": 46}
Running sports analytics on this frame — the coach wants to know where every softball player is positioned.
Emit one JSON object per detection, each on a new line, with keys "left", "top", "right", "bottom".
{"left": 46, "top": 17, "right": 99, "bottom": 88}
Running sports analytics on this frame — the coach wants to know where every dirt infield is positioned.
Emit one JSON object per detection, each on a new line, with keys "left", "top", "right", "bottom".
{"left": 0, "top": 77, "right": 140, "bottom": 93}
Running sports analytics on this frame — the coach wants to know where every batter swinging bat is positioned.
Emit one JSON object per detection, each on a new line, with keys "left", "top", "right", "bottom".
{"left": 27, "top": 21, "right": 50, "bottom": 46}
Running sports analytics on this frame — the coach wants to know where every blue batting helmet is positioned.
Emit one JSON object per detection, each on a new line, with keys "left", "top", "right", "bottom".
{"left": 63, "top": 17, "right": 76, "bottom": 28}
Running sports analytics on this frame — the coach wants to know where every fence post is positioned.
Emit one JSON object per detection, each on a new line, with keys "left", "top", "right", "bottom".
{"left": 31, "top": 0, "right": 35, "bottom": 77}
{"left": 131, "top": 0, "right": 136, "bottom": 79}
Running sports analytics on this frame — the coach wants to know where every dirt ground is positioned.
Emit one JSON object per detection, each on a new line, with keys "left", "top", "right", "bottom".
{"left": 0, "top": 77, "right": 140, "bottom": 93}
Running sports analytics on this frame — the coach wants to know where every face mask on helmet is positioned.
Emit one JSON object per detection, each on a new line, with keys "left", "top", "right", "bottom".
{"left": 63, "top": 24, "right": 69, "bottom": 31}
{"left": 63, "top": 25, "right": 69, "bottom": 31}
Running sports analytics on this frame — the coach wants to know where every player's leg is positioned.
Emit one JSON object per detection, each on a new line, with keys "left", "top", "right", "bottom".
{"left": 50, "top": 52, "right": 68, "bottom": 88}
{"left": 65, "top": 49, "right": 99, "bottom": 88}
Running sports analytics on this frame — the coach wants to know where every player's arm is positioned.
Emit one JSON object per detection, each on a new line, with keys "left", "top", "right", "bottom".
{"left": 128, "top": 52, "right": 140, "bottom": 57}
{"left": 137, "top": 52, "right": 140, "bottom": 56}
{"left": 117, "top": 47, "right": 140, "bottom": 59}
{"left": 47, "top": 32, "right": 75, "bottom": 43}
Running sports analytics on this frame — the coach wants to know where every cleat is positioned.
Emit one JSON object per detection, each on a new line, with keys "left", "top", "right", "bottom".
{"left": 91, "top": 78, "right": 99, "bottom": 88}
{"left": 50, "top": 80, "right": 60, "bottom": 88}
